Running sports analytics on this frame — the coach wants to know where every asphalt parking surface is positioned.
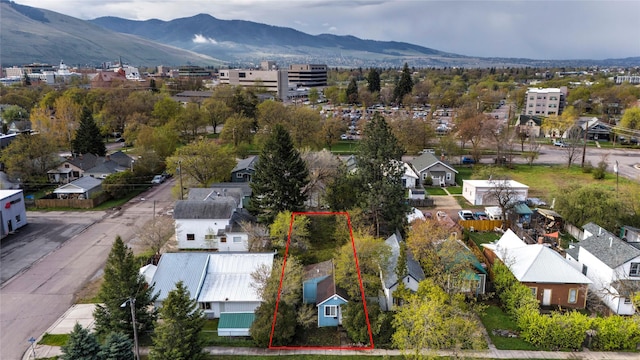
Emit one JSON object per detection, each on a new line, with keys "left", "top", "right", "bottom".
{"left": 0, "top": 211, "right": 105, "bottom": 285}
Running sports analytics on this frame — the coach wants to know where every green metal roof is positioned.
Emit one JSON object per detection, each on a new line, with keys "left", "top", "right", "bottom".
{"left": 218, "top": 313, "right": 256, "bottom": 329}
{"left": 514, "top": 203, "right": 533, "bottom": 215}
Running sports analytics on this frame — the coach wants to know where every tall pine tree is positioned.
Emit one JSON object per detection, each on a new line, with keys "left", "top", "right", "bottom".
{"left": 72, "top": 107, "right": 106, "bottom": 156}
{"left": 356, "top": 113, "right": 409, "bottom": 236}
{"left": 93, "top": 236, "right": 158, "bottom": 340}
{"left": 250, "top": 124, "right": 309, "bottom": 224}
{"left": 367, "top": 68, "right": 381, "bottom": 93}
{"left": 346, "top": 77, "right": 359, "bottom": 104}
{"left": 394, "top": 63, "right": 414, "bottom": 104}
{"left": 149, "top": 281, "right": 205, "bottom": 360}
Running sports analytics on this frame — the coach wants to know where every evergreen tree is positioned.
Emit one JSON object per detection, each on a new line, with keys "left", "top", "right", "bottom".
{"left": 98, "top": 332, "right": 133, "bottom": 360}
{"left": 94, "top": 236, "right": 158, "bottom": 340}
{"left": 367, "top": 68, "right": 381, "bottom": 93}
{"left": 72, "top": 107, "right": 106, "bottom": 156}
{"left": 356, "top": 113, "right": 409, "bottom": 236}
{"left": 393, "top": 63, "right": 413, "bottom": 104}
{"left": 346, "top": 77, "right": 359, "bottom": 104}
{"left": 250, "top": 125, "right": 309, "bottom": 224}
{"left": 149, "top": 281, "right": 205, "bottom": 360}
{"left": 60, "top": 323, "right": 101, "bottom": 360}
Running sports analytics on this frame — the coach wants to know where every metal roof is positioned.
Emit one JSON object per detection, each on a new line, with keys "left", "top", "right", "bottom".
{"left": 151, "top": 252, "right": 210, "bottom": 302}
{"left": 54, "top": 176, "right": 102, "bottom": 193}
{"left": 218, "top": 312, "right": 255, "bottom": 329}
{"left": 501, "top": 245, "right": 591, "bottom": 284}
{"left": 197, "top": 253, "right": 274, "bottom": 303}
{"left": 152, "top": 252, "right": 275, "bottom": 304}
{"left": 485, "top": 230, "right": 591, "bottom": 284}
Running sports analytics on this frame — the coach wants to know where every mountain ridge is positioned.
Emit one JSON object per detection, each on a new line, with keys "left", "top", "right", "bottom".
{"left": 2, "top": 1, "right": 639, "bottom": 68}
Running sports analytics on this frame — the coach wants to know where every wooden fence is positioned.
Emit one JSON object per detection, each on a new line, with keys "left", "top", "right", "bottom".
{"left": 34, "top": 193, "right": 111, "bottom": 209}
{"left": 458, "top": 219, "right": 503, "bottom": 232}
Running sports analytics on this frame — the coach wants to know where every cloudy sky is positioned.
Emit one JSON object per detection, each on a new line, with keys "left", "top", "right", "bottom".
{"left": 17, "top": 0, "right": 640, "bottom": 60}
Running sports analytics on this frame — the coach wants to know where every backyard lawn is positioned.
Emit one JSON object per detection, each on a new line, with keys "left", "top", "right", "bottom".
{"left": 478, "top": 305, "right": 537, "bottom": 351}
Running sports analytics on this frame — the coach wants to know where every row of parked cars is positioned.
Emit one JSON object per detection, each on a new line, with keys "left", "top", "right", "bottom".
{"left": 458, "top": 210, "right": 487, "bottom": 221}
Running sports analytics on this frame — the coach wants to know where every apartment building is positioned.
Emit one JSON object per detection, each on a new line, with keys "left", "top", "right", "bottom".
{"left": 525, "top": 87, "right": 567, "bottom": 116}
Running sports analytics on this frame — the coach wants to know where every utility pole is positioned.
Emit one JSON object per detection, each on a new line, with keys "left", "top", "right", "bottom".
{"left": 581, "top": 121, "right": 588, "bottom": 167}
{"left": 122, "top": 298, "right": 140, "bottom": 360}
{"left": 178, "top": 160, "right": 183, "bottom": 200}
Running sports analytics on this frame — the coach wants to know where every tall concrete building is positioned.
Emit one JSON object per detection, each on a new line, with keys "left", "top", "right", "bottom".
{"left": 525, "top": 87, "right": 567, "bottom": 116}
{"left": 218, "top": 62, "right": 289, "bottom": 100}
{"left": 288, "top": 64, "right": 328, "bottom": 87}
{"left": 218, "top": 62, "right": 327, "bottom": 101}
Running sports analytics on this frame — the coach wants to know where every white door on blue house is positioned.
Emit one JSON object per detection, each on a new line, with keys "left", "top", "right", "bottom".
{"left": 338, "top": 306, "right": 342, "bottom": 325}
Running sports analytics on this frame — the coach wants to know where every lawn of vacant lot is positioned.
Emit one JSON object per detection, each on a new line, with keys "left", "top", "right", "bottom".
{"left": 458, "top": 164, "right": 639, "bottom": 204}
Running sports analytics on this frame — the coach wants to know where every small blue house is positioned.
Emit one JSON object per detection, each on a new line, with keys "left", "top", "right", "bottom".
{"left": 303, "top": 260, "right": 333, "bottom": 304}
{"left": 316, "top": 276, "right": 348, "bottom": 327}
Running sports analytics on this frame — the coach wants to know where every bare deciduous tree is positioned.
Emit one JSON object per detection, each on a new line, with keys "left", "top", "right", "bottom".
{"left": 137, "top": 215, "right": 175, "bottom": 255}
{"left": 239, "top": 221, "right": 270, "bottom": 252}
{"left": 487, "top": 176, "right": 520, "bottom": 229}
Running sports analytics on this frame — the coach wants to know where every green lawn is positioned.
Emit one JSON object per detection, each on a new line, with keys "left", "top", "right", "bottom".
{"left": 471, "top": 164, "right": 639, "bottom": 204}
{"left": 447, "top": 186, "right": 462, "bottom": 195}
{"left": 478, "top": 305, "right": 537, "bottom": 350}
{"left": 425, "top": 187, "right": 448, "bottom": 196}
{"left": 38, "top": 333, "right": 68, "bottom": 346}
{"left": 326, "top": 140, "right": 359, "bottom": 154}
{"left": 201, "top": 319, "right": 255, "bottom": 347}
{"left": 468, "top": 232, "right": 501, "bottom": 248}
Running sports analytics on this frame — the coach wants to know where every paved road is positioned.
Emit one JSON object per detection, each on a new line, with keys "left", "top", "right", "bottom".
{"left": 0, "top": 180, "right": 175, "bottom": 360}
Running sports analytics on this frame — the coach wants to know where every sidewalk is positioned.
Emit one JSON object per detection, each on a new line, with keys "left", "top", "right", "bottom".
{"left": 24, "top": 303, "right": 640, "bottom": 360}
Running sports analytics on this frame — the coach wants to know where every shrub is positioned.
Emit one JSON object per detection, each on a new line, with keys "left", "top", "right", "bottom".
{"left": 592, "top": 315, "right": 640, "bottom": 351}
{"left": 592, "top": 161, "right": 607, "bottom": 180}
{"left": 423, "top": 176, "right": 433, "bottom": 186}
{"left": 582, "top": 161, "right": 593, "bottom": 173}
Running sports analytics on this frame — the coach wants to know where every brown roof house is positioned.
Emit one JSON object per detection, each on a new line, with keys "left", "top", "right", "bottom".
{"left": 483, "top": 229, "right": 592, "bottom": 309}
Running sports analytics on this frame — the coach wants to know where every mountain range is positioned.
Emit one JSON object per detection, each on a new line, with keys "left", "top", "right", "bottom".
{"left": 2, "top": 0, "right": 639, "bottom": 68}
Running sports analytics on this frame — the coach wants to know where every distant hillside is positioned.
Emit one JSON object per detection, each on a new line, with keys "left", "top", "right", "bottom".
{"left": 2, "top": 1, "right": 638, "bottom": 68}
{"left": 88, "top": 13, "right": 472, "bottom": 67}
{"left": 0, "top": 0, "right": 224, "bottom": 67}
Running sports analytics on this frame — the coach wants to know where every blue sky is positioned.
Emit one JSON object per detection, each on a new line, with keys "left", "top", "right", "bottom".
{"left": 17, "top": 0, "right": 640, "bottom": 60}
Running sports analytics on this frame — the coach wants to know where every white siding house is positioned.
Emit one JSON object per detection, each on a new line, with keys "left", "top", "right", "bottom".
{"left": 173, "top": 188, "right": 255, "bottom": 251}
{"left": 380, "top": 232, "right": 425, "bottom": 311}
{"left": 565, "top": 223, "right": 640, "bottom": 315}
{"left": 462, "top": 179, "right": 529, "bottom": 206}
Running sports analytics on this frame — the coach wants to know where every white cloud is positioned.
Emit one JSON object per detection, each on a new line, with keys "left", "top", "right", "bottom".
{"left": 192, "top": 34, "right": 217, "bottom": 44}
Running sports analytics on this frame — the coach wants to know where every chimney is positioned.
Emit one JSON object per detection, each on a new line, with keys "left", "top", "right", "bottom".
{"left": 609, "top": 237, "right": 613, "bottom": 247}
{"left": 538, "top": 236, "right": 544, "bottom": 244}
{"left": 599, "top": 227, "right": 602, "bottom": 236}
{"left": 441, "top": 154, "right": 445, "bottom": 161}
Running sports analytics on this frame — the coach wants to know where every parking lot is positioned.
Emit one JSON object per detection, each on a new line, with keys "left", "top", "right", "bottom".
{"left": 0, "top": 211, "right": 105, "bottom": 285}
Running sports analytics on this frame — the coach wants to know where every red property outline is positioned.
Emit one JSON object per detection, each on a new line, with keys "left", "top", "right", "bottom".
{"left": 268, "top": 211, "right": 375, "bottom": 350}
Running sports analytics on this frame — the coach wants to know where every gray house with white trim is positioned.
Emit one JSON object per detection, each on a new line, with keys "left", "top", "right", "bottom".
{"left": 410, "top": 153, "right": 458, "bottom": 187}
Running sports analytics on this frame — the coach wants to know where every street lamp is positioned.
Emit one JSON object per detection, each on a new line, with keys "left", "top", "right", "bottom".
{"left": 121, "top": 298, "right": 140, "bottom": 360}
